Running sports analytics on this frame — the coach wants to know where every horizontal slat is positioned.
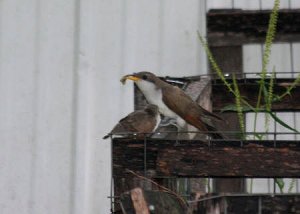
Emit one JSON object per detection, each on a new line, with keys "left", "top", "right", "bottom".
{"left": 212, "top": 78, "right": 300, "bottom": 111}
{"left": 207, "top": 9, "right": 300, "bottom": 46}
{"left": 113, "top": 138, "right": 300, "bottom": 178}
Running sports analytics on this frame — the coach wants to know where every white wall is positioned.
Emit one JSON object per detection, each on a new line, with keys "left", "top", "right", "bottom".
{"left": 0, "top": 1, "right": 207, "bottom": 214}
{"left": 2, "top": 0, "right": 299, "bottom": 213}
{"left": 206, "top": 0, "right": 295, "bottom": 10}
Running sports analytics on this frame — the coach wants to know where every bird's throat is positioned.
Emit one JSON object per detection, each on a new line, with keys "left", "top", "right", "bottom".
{"left": 135, "top": 80, "right": 179, "bottom": 119}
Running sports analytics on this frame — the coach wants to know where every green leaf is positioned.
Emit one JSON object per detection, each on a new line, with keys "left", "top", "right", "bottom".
{"left": 275, "top": 178, "right": 284, "bottom": 193}
{"left": 267, "top": 111, "right": 300, "bottom": 133}
{"left": 272, "top": 95, "right": 281, "bottom": 102}
{"left": 221, "top": 104, "right": 253, "bottom": 112}
{"left": 288, "top": 179, "right": 296, "bottom": 193}
{"left": 254, "top": 134, "right": 264, "bottom": 140}
{"left": 263, "top": 85, "right": 269, "bottom": 99}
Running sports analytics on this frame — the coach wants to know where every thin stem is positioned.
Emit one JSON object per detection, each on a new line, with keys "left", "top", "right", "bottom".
{"left": 253, "top": 0, "right": 280, "bottom": 135}
{"left": 233, "top": 74, "right": 245, "bottom": 138}
{"left": 277, "top": 73, "right": 300, "bottom": 100}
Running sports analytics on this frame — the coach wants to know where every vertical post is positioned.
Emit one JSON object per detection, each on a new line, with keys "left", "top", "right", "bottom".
{"left": 144, "top": 136, "right": 147, "bottom": 177}
{"left": 110, "top": 136, "right": 114, "bottom": 213}
{"left": 208, "top": 29, "right": 246, "bottom": 193}
{"left": 224, "top": 197, "right": 228, "bottom": 214}
{"left": 258, "top": 196, "right": 262, "bottom": 214}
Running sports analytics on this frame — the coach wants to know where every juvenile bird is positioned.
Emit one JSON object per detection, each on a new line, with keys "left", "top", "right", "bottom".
{"left": 103, "top": 104, "right": 161, "bottom": 139}
{"left": 121, "top": 71, "right": 224, "bottom": 139}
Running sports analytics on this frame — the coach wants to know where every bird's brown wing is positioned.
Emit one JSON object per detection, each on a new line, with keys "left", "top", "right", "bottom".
{"left": 161, "top": 86, "right": 209, "bottom": 131}
{"left": 112, "top": 110, "right": 156, "bottom": 134}
{"left": 161, "top": 85, "right": 224, "bottom": 136}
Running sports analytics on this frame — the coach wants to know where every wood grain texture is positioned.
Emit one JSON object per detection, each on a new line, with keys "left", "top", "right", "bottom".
{"left": 113, "top": 138, "right": 300, "bottom": 178}
{"left": 212, "top": 78, "right": 300, "bottom": 111}
{"left": 207, "top": 9, "right": 300, "bottom": 46}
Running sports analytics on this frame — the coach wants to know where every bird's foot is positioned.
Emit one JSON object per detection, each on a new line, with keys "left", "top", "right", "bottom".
{"left": 159, "top": 118, "right": 179, "bottom": 128}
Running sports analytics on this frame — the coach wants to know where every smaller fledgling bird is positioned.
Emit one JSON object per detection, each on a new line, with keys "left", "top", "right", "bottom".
{"left": 103, "top": 104, "right": 161, "bottom": 139}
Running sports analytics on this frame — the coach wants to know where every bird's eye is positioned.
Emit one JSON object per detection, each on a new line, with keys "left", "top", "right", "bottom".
{"left": 142, "top": 75, "right": 148, "bottom": 80}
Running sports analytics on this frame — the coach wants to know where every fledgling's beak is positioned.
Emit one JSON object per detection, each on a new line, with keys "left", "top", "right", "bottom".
{"left": 120, "top": 74, "right": 141, "bottom": 85}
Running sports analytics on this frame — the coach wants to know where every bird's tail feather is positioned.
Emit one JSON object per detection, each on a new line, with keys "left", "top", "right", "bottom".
{"left": 206, "top": 124, "right": 225, "bottom": 139}
{"left": 103, "top": 134, "right": 109, "bottom": 139}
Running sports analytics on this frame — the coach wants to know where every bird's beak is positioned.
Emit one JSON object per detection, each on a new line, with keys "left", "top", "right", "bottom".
{"left": 120, "top": 75, "right": 140, "bottom": 84}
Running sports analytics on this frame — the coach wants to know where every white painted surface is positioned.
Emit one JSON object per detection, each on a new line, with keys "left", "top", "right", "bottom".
{"left": 296, "top": 113, "right": 300, "bottom": 140}
{"left": 243, "top": 43, "right": 295, "bottom": 78}
{"left": 233, "top": 0, "right": 260, "bottom": 10}
{"left": 0, "top": 1, "right": 38, "bottom": 213}
{"left": 1, "top": 1, "right": 299, "bottom": 212}
{"left": 267, "top": 43, "right": 292, "bottom": 78}
{"left": 247, "top": 178, "right": 300, "bottom": 193}
{"left": 123, "top": 0, "right": 207, "bottom": 77}
{"left": 247, "top": 178, "right": 273, "bottom": 193}
{"left": 0, "top": 1, "right": 207, "bottom": 214}
{"left": 260, "top": 0, "right": 290, "bottom": 9}
{"left": 292, "top": 43, "right": 300, "bottom": 74}
{"left": 243, "top": 44, "right": 263, "bottom": 77}
{"left": 206, "top": 0, "right": 233, "bottom": 10}
{"left": 207, "top": 0, "right": 299, "bottom": 10}
{"left": 291, "top": 0, "right": 300, "bottom": 8}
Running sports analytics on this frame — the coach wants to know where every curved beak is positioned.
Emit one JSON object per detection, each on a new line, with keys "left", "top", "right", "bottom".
{"left": 120, "top": 74, "right": 141, "bottom": 84}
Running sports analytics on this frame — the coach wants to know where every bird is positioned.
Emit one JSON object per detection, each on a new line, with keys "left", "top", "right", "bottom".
{"left": 103, "top": 104, "right": 161, "bottom": 139}
{"left": 121, "top": 71, "right": 224, "bottom": 139}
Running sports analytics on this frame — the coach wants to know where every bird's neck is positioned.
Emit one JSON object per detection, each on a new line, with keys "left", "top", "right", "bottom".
{"left": 135, "top": 80, "right": 163, "bottom": 104}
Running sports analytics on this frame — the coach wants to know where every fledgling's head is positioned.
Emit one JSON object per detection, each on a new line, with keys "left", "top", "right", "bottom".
{"left": 144, "top": 104, "right": 159, "bottom": 116}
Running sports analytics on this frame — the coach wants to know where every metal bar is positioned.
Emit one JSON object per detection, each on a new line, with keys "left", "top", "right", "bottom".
{"left": 160, "top": 71, "right": 300, "bottom": 82}
{"left": 273, "top": 178, "right": 276, "bottom": 194}
{"left": 144, "top": 135, "right": 147, "bottom": 177}
{"left": 187, "top": 193, "right": 300, "bottom": 203}
{"left": 110, "top": 135, "right": 114, "bottom": 213}
{"left": 224, "top": 197, "right": 228, "bottom": 214}
{"left": 112, "top": 130, "right": 300, "bottom": 135}
{"left": 258, "top": 196, "right": 262, "bottom": 214}
{"left": 119, "top": 202, "right": 127, "bottom": 214}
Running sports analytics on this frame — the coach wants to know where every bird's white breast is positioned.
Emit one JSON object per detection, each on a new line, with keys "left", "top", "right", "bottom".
{"left": 153, "top": 113, "right": 161, "bottom": 131}
{"left": 135, "top": 80, "right": 177, "bottom": 118}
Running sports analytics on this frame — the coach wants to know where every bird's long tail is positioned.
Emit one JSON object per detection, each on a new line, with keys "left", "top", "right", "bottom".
{"left": 206, "top": 124, "right": 225, "bottom": 139}
{"left": 103, "top": 134, "right": 110, "bottom": 139}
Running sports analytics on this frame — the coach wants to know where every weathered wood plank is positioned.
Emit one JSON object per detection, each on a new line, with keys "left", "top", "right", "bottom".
{"left": 113, "top": 138, "right": 300, "bottom": 178}
{"left": 212, "top": 78, "right": 300, "bottom": 111}
{"left": 157, "top": 145, "right": 300, "bottom": 177}
{"left": 207, "top": 9, "right": 300, "bottom": 46}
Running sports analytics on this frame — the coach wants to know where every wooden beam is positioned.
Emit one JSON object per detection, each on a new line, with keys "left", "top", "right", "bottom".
{"left": 157, "top": 143, "right": 300, "bottom": 177}
{"left": 209, "top": 44, "right": 246, "bottom": 192}
{"left": 212, "top": 79, "right": 300, "bottom": 111}
{"left": 207, "top": 9, "right": 300, "bottom": 46}
{"left": 113, "top": 138, "right": 300, "bottom": 178}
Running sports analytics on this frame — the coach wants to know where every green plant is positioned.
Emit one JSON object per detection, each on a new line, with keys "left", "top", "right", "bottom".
{"left": 263, "top": 67, "right": 276, "bottom": 134}
{"left": 253, "top": 0, "right": 279, "bottom": 135}
{"left": 232, "top": 74, "right": 245, "bottom": 139}
{"left": 288, "top": 179, "right": 296, "bottom": 193}
{"left": 198, "top": 0, "right": 299, "bottom": 138}
{"left": 275, "top": 178, "right": 284, "bottom": 193}
{"left": 198, "top": 0, "right": 300, "bottom": 193}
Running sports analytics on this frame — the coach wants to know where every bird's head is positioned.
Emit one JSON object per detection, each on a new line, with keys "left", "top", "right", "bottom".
{"left": 121, "top": 71, "right": 166, "bottom": 103}
{"left": 144, "top": 104, "right": 159, "bottom": 116}
{"left": 120, "top": 71, "right": 159, "bottom": 85}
